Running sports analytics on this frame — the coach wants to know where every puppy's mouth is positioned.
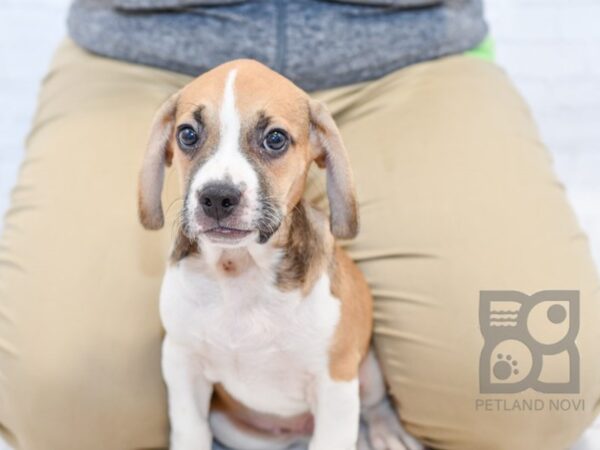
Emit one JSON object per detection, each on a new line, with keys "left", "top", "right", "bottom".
{"left": 203, "top": 226, "right": 253, "bottom": 242}
{"left": 183, "top": 197, "right": 283, "bottom": 245}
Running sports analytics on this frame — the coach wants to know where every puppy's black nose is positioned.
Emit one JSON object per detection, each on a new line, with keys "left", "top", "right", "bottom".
{"left": 198, "top": 184, "right": 241, "bottom": 220}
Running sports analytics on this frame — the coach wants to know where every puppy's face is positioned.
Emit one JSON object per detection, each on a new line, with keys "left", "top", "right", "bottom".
{"left": 139, "top": 59, "right": 358, "bottom": 247}
{"left": 175, "top": 62, "right": 314, "bottom": 246}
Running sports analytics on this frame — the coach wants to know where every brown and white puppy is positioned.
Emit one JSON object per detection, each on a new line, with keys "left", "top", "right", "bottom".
{"left": 138, "top": 60, "right": 422, "bottom": 450}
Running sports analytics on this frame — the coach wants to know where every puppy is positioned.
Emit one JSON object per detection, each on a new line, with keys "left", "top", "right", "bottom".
{"left": 138, "top": 59, "right": 422, "bottom": 450}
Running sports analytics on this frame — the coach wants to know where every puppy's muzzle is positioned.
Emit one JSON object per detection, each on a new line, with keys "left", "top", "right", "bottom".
{"left": 198, "top": 183, "right": 241, "bottom": 221}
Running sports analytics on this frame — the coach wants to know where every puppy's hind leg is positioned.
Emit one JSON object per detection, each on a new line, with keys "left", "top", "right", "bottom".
{"left": 359, "top": 348, "right": 423, "bottom": 450}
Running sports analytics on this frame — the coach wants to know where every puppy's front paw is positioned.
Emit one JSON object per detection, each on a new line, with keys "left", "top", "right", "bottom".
{"left": 361, "top": 399, "right": 423, "bottom": 450}
{"left": 170, "top": 425, "right": 212, "bottom": 450}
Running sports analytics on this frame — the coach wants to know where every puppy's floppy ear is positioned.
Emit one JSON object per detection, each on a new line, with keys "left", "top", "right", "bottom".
{"left": 138, "top": 91, "right": 179, "bottom": 230}
{"left": 309, "top": 99, "right": 359, "bottom": 239}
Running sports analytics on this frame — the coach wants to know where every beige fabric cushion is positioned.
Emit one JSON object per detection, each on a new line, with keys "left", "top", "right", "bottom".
{"left": 0, "top": 40, "right": 598, "bottom": 450}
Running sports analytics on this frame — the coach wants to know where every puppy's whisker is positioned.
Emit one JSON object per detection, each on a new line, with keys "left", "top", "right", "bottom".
{"left": 165, "top": 197, "right": 184, "bottom": 215}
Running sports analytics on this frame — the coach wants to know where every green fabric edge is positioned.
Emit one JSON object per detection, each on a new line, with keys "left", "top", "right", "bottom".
{"left": 465, "top": 35, "right": 495, "bottom": 61}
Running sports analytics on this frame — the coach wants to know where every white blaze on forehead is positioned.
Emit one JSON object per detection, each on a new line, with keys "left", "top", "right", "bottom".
{"left": 187, "top": 69, "right": 260, "bottom": 227}
{"left": 219, "top": 69, "right": 241, "bottom": 159}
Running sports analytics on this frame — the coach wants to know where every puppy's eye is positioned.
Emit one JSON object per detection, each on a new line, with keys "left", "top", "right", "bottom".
{"left": 177, "top": 126, "right": 199, "bottom": 149}
{"left": 263, "top": 129, "right": 289, "bottom": 153}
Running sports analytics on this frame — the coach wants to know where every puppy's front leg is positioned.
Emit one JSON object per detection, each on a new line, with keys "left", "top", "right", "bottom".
{"left": 309, "top": 374, "right": 360, "bottom": 450}
{"left": 162, "top": 337, "right": 213, "bottom": 450}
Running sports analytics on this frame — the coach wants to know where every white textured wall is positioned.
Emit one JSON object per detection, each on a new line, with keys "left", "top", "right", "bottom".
{"left": 0, "top": 0, "right": 67, "bottom": 233}
{"left": 486, "top": 0, "right": 600, "bottom": 265}
{"left": 0, "top": 1, "right": 599, "bottom": 448}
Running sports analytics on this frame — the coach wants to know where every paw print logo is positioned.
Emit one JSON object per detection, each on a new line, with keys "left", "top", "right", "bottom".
{"left": 485, "top": 339, "right": 531, "bottom": 386}
{"left": 479, "top": 290, "right": 579, "bottom": 394}
{"left": 494, "top": 353, "right": 518, "bottom": 380}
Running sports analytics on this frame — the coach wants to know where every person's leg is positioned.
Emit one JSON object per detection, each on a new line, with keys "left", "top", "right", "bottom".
{"left": 0, "top": 40, "right": 190, "bottom": 449}
{"left": 308, "top": 55, "right": 600, "bottom": 450}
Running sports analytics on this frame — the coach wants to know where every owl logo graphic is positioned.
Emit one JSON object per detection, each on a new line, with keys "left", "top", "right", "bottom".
{"left": 479, "top": 290, "right": 579, "bottom": 394}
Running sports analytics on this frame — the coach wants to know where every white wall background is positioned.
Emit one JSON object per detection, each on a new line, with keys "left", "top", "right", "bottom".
{"left": 0, "top": 1, "right": 599, "bottom": 449}
{"left": 486, "top": 0, "right": 600, "bottom": 267}
{"left": 0, "top": 0, "right": 67, "bottom": 233}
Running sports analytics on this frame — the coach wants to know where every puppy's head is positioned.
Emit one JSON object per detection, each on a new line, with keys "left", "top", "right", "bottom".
{"left": 138, "top": 59, "right": 358, "bottom": 247}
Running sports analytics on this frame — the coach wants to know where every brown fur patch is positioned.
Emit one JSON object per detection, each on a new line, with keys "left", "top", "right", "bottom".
{"left": 327, "top": 245, "right": 373, "bottom": 381}
{"left": 138, "top": 92, "right": 179, "bottom": 230}
{"left": 169, "top": 231, "right": 199, "bottom": 263}
{"left": 216, "top": 250, "right": 252, "bottom": 277}
{"left": 308, "top": 99, "right": 359, "bottom": 239}
{"left": 274, "top": 202, "right": 330, "bottom": 294}
{"left": 173, "top": 107, "right": 221, "bottom": 193}
{"left": 222, "top": 259, "right": 235, "bottom": 273}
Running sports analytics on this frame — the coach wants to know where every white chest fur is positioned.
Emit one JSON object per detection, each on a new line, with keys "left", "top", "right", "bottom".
{"left": 159, "top": 249, "right": 341, "bottom": 417}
